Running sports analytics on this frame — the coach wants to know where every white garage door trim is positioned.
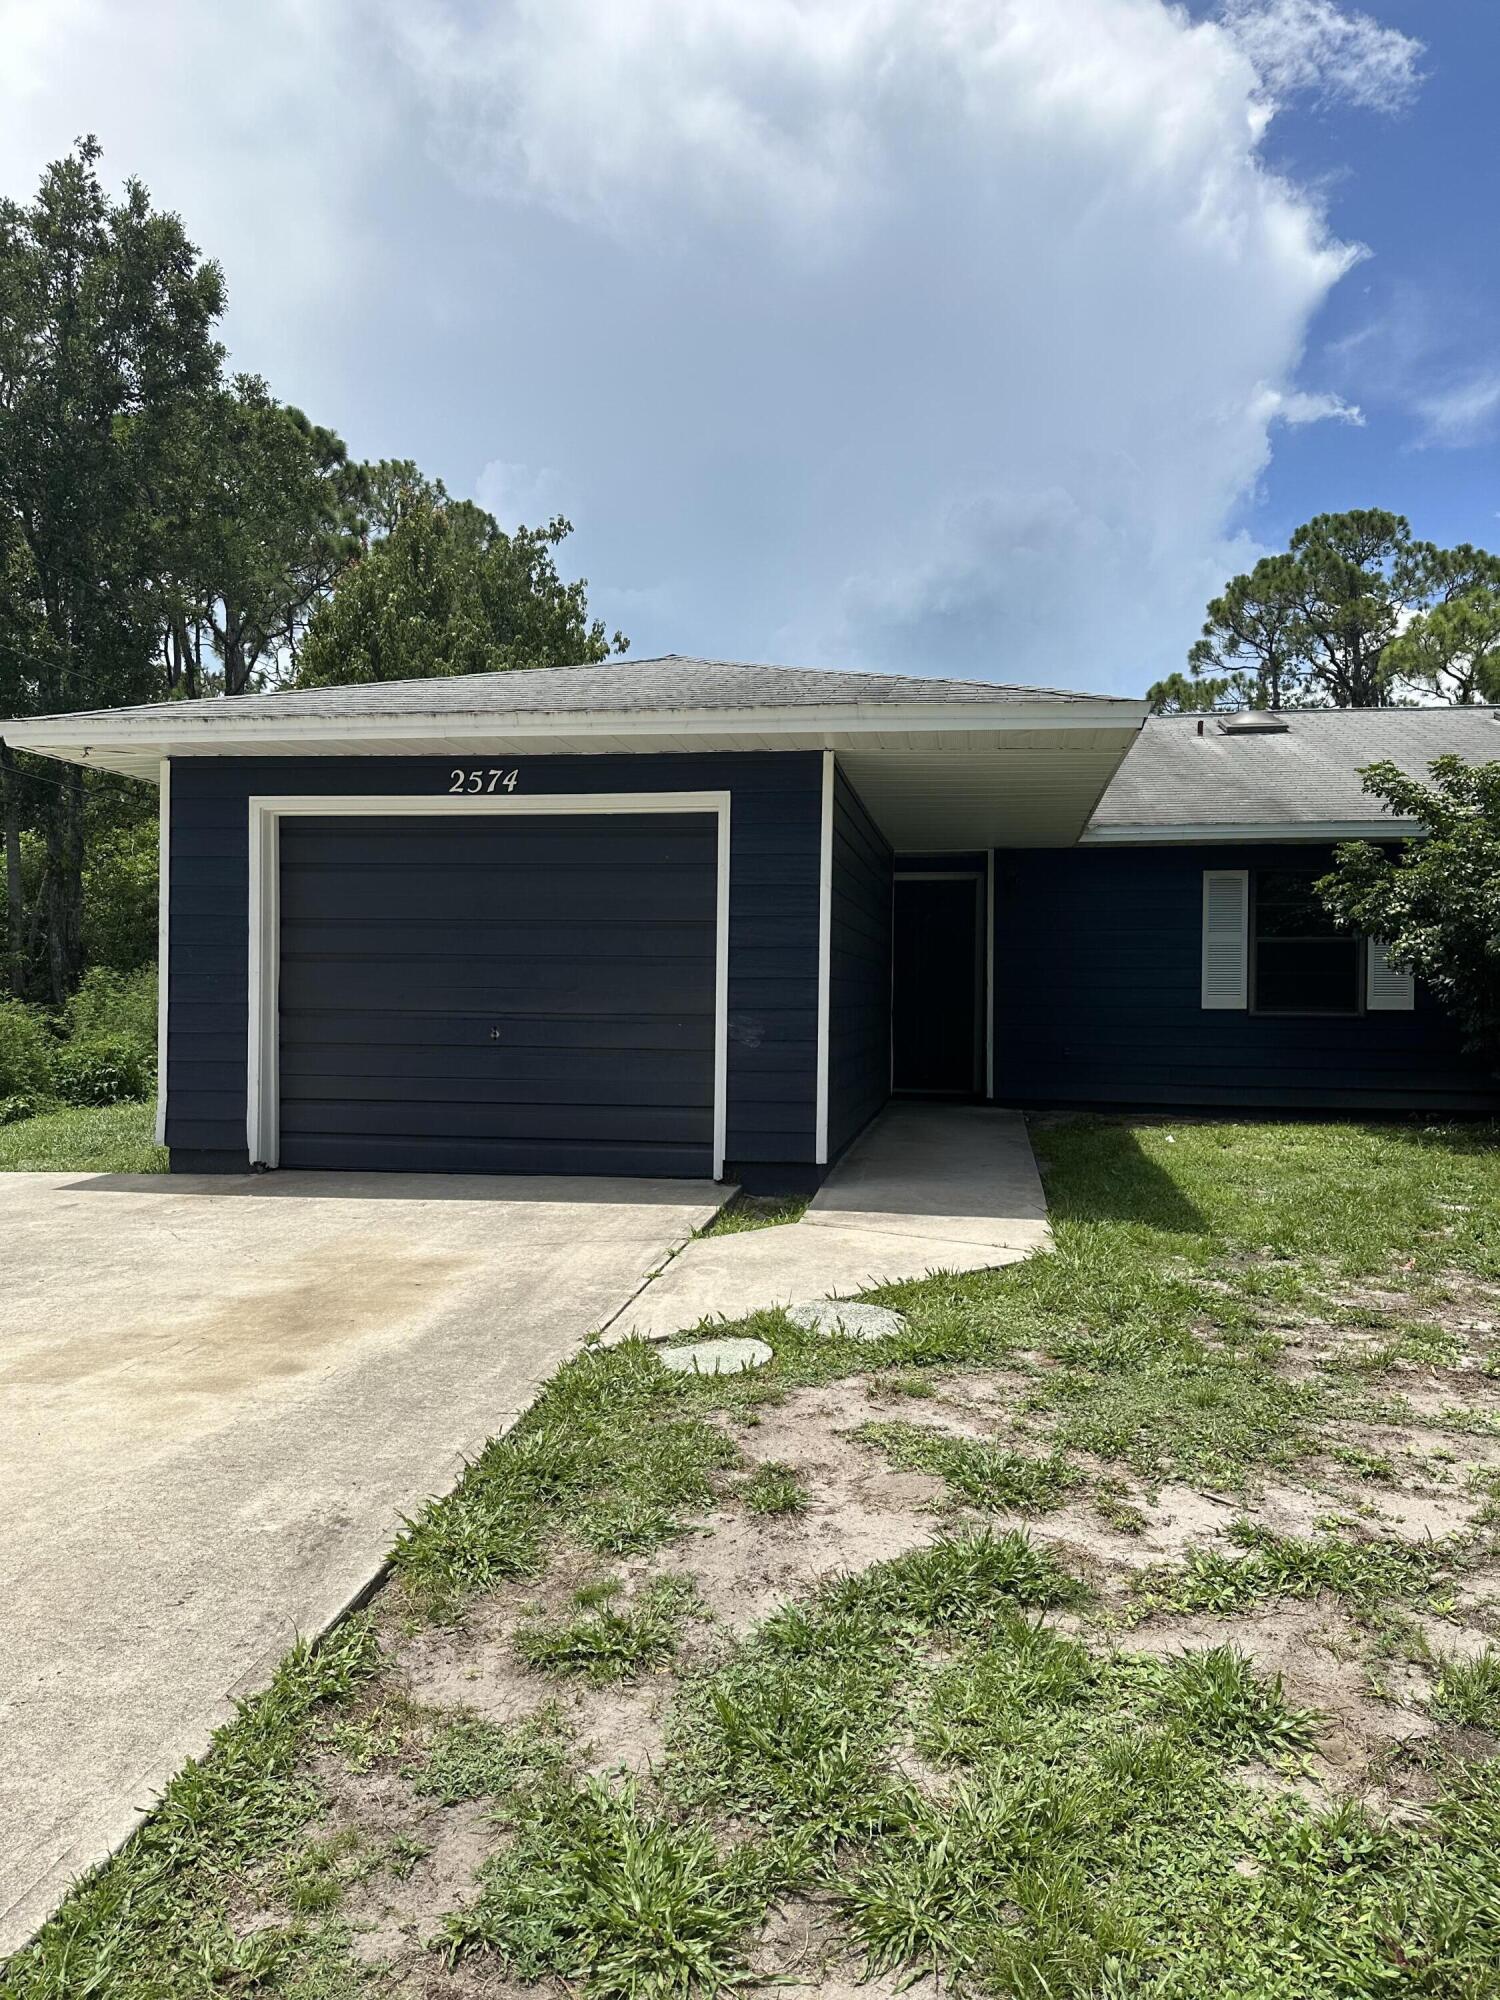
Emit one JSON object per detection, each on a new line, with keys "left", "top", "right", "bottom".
{"left": 247, "top": 791, "right": 733, "bottom": 1179}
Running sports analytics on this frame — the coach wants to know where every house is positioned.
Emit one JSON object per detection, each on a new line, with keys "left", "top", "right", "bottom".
{"left": 5, "top": 660, "right": 1496, "bottom": 1190}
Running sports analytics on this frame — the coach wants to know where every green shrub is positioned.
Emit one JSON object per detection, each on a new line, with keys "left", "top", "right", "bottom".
{"left": 64, "top": 965, "right": 157, "bottom": 1051}
{"left": 49, "top": 1032, "right": 152, "bottom": 1107}
{"left": 0, "top": 998, "right": 52, "bottom": 1099}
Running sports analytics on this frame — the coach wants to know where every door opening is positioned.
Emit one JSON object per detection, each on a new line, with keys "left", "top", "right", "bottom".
{"left": 890, "top": 871, "right": 984, "bottom": 1095}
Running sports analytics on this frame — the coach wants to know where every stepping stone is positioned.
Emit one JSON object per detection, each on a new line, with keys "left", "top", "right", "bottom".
{"left": 660, "top": 1336, "right": 773, "bottom": 1376}
{"left": 786, "top": 1298, "right": 907, "bottom": 1341}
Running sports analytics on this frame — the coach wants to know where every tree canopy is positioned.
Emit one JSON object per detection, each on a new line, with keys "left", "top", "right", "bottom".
{"left": 1186, "top": 510, "right": 1500, "bottom": 711}
{"left": 0, "top": 142, "right": 622, "bottom": 1002}
{"left": 295, "top": 490, "right": 623, "bottom": 688}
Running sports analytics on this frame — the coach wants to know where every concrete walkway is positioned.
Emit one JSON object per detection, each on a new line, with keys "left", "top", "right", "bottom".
{"left": 607, "top": 1104, "right": 1050, "bottom": 1341}
{"left": 0, "top": 1169, "right": 720, "bottom": 1956}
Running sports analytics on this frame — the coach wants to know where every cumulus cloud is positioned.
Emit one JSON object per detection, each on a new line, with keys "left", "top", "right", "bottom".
{"left": 0, "top": 0, "right": 1376, "bottom": 689}
{"left": 1218, "top": 0, "right": 1424, "bottom": 114}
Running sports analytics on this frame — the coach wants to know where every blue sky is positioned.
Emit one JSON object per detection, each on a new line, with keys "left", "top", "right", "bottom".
{"left": 1209, "top": 0, "right": 1500, "bottom": 562}
{"left": 1, "top": 0, "right": 1494, "bottom": 695}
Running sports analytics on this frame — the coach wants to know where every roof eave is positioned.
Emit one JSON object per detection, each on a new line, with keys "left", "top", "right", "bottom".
{"left": 1, "top": 694, "right": 1149, "bottom": 765}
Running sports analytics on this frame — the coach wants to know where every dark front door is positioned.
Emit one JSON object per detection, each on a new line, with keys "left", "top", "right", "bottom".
{"left": 891, "top": 875, "right": 981, "bottom": 1094}
{"left": 277, "top": 811, "right": 718, "bottom": 1177}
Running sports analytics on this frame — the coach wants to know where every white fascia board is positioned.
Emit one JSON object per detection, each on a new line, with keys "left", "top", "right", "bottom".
{"left": 1081, "top": 819, "right": 1418, "bottom": 845}
{"left": 1, "top": 697, "right": 1148, "bottom": 764}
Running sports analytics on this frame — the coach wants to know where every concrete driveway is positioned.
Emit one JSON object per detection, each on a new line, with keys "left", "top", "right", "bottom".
{"left": 0, "top": 1168, "right": 722, "bottom": 1954}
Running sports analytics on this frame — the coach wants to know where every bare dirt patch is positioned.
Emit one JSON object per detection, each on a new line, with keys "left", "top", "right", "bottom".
{"left": 642, "top": 1385, "right": 947, "bottom": 1630}
{"left": 1117, "top": 1601, "right": 1436, "bottom": 1805}
{"left": 340, "top": 1794, "right": 497, "bottom": 1971}
{"left": 745, "top": 1895, "right": 939, "bottom": 2000}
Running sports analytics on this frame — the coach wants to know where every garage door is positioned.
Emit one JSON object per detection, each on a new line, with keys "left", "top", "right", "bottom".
{"left": 276, "top": 811, "right": 719, "bottom": 1177}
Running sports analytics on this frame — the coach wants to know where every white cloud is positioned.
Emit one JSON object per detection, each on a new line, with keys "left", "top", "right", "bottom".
{"left": 1218, "top": 0, "right": 1424, "bottom": 114}
{"left": 0, "top": 0, "right": 1375, "bottom": 690}
{"left": 1413, "top": 373, "right": 1500, "bottom": 450}
{"left": 1252, "top": 385, "right": 1365, "bottom": 427}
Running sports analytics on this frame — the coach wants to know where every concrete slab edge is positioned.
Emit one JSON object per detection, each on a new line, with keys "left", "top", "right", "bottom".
{"left": 0, "top": 1410, "right": 530, "bottom": 1963}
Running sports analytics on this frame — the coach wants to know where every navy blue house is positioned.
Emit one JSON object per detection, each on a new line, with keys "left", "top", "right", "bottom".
{"left": 7, "top": 661, "right": 1496, "bottom": 1189}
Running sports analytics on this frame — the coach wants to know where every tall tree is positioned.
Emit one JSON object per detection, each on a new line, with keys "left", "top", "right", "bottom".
{"left": 157, "top": 376, "right": 368, "bottom": 697}
{"left": 294, "top": 498, "right": 625, "bottom": 688}
{"left": 1187, "top": 553, "right": 1303, "bottom": 708}
{"left": 1186, "top": 511, "right": 1500, "bottom": 711}
{"left": 0, "top": 140, "right": 223, "bottom": 998}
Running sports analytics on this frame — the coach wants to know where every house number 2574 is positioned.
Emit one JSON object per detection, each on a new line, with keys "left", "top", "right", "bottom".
{"left": 448, "top": 767, "right": 520, "bottom": 794}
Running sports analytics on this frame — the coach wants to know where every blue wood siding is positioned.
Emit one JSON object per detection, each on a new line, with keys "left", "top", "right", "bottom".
{"left": 165, "top": 751, "right": 823, "bottom": 1171}
{"left": 827, "top": 764, "right": 893, "bottom": 1157}
{"left": 992, "top": 844, "right": 1500, "bottom": 1113}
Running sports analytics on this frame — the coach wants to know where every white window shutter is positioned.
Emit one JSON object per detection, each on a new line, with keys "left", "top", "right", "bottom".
{"left": 1201, "top": 870, "right": 1249, "bottom": 1009}
{"left": 1366, "top": 938, "right": 1415, "bottom": 1011}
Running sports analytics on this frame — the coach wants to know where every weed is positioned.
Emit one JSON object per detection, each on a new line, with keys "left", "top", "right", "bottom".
{"left": 517, "top": 1576, "right": 701, "bottom": 1682}
{"left": 442, "top": 1777, "right": 764, "bottom": 1998}
{"left": 865, "top": 1370, "right": 937, "bottom": 1400}
{"left": 740, "top": 1460, "right": 809, "bottom": 1517}
{"left": 1329, "top": 1443, "right": 1400, "bottom": 1483}
{"left": 1150, "top": 1644, "right": 1322, "bottom": 1759}
{"left": 409, "top": 1708, "right": 573, "bottom": 1805}
{"left": 1430, "top": 1649, "right": 1500, "bottom": 1731}
{"left": 2, "top": 1618, "right": 380, "bottom": 1998}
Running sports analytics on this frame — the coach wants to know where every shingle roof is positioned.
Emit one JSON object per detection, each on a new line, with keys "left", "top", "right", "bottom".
{"left": 1087, "top": 706, "right": 1500, "bottom": 835}
{"left": 17, "top": 655, "right": 1122, "bottom": 729}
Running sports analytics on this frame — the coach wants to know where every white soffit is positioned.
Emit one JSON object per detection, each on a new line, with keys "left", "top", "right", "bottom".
{"left": 839, "top": 733, "right": 1138, "bottom": 847}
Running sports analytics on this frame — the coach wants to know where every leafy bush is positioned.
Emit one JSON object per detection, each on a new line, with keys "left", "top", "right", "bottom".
{"left": 0, "top": 998, "right": 52, "bottom": 1099}
{"left": 49, "top": 1032, "right": 152, "bottom": 1107}
{"left": 1319, "top": 756, "right": 1500, "bottom": 1063}
{"left": 64, "top": 965, "right": 157, "bottom": 1051}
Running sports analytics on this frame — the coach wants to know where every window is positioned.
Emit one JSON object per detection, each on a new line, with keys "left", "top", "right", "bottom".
{"left": 1251, "top": 869, "right": 1362, "bottom": 1015}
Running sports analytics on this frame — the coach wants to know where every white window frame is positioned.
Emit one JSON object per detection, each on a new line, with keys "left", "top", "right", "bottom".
{"left": 246, "top": 790, "right": 732, "bottom": 1179}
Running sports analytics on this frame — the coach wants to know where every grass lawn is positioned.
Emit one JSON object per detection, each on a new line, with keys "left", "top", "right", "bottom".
{"left": 0, "top": 1098, "right": 165, "bottom": 1174}
{"left": 6, "top": 1117, "right": 1500, "bottom": 2000}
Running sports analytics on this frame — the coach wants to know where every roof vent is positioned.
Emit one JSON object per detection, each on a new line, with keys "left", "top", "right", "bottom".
{"left": 1217, "top": 711, "right": 1290, "bottom": 734}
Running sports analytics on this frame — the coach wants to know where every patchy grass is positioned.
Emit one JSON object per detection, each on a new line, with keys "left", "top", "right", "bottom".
{"left": 697, "top": 1192, "right": 810, "bottom": 1236}
{"left": 857, "top": 1419, "right": 1082, "bottom": 1512}
{"left": 11, "top": 1115, "right": 1500, "bottom": 1999}
{"left": 0, "top": 1096, "right": 165, "bottom": 1173}
{"left": 1142, "top": 1520, "right": 1465, "bottom": 1616}
{"left": 407, "top": 1708, "right": 572, "bottom": 1805}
